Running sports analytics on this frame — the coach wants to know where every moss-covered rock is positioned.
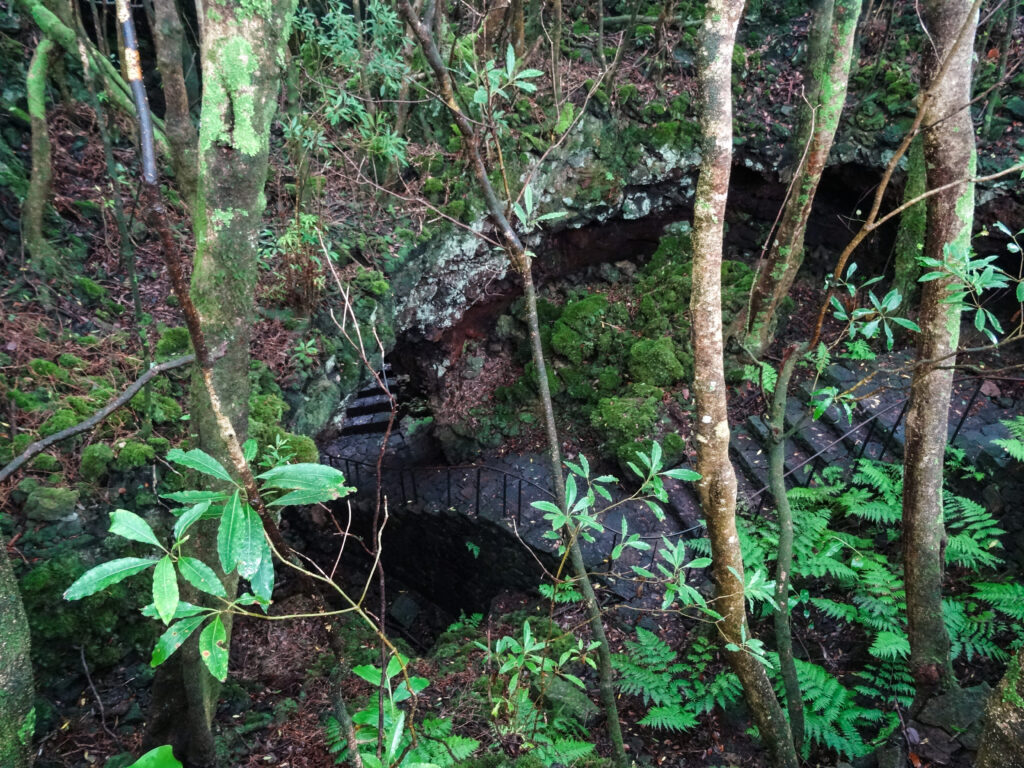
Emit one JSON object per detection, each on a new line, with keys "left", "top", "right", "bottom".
{"left": 79, "top": 443, "right": 114, "bottom": 483}
{"left": 30, "top": 453, "right": 60, "bottom": 472}
{"left": 628, "top": 337, "right": 686, "bottom": 387}
{"left": 155, "top": 326, "right": 192, "bottom": 358}
{"left": 24, "top": 486, "right": 79, "bottom": 521}
{"left": 113, "top": 440, "right": 155, "bottom": 471}
{"left": 38, "top": 408, "right": 78, "bottom": 437}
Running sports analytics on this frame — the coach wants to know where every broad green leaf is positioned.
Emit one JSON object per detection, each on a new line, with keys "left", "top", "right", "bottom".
{"left": 173, "top": 500, "right": 211, "bottom": 542}
{"left": 65, "top": 557, "right": 157, "bottom": 600}
{"left": 150, "top": 614, "right": 206, "bottom": 667}
{"left": 268, "top": 488, "right": 350, "bottom": 507}
{"left": 242, "top": 438, "right": 257, "bottom": 463}
{"left": 199, "top": 616, "right": 229, "bottom": 681}
{"left": 142, "top": 601, "right": 207, "bottom": 620}
{"left": 531, "top": 500, "right": 563, "bottom": 516}
{"left": 166, "top": 447, "right": 233, "bottom": 484}
{"left": 153, "top": 556, "right": 179, "bottom": 625}
{"left": 662, "top": 467, "right": 701, "bottom": 482}
{"left": 161, "top": 490, "right": 230, "bottom": 504}
{"left": 217, "top": 491, "right": 244, "bottom": 574}
{"left": 352, "top": 663, "right": 383, "bottom": 686}
{"left": 110, "top": 509, "right": 162, "bottom": 548}
{"left": 178, "top": 556, "right": 226, "bottom": 598}
{"left": 124, "top": 745, "right": 183, "bottom": 768}
{"left": 250, "top": 536, "right": 274, "bottom": 608}
{"left": 235, "top": 504, "right": 265, "bottom": 580}
{"left": 687, "top": 557, "right": 712, "bottom": 569}
{"left": 257, "top": 463, "right": 352, "bottom": 494}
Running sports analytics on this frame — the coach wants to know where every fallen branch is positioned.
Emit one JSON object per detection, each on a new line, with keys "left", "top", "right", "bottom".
{"left": 0, "top": 354, "right": 195, "bottom": 484}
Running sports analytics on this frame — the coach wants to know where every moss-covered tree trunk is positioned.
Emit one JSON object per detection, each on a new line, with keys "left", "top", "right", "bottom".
{"left": 739, "top": 0, "right": 861, "bottom": 358}
{"left": 22, "top": 36, "right": 57, "bottom": 277}
{"left": 901, "top": 0, "right": 977, "bottom": 715}
{"left": 891, "top": 135, "right": 926, "bottom": 312}
{"left": 151, "top": 0, "right": 198, "bottom": 207}
{"left": 143, "top": 1, "right": 296, "bottom": 763}
{"left": 690, "top": 2, "right": 797, "bottom": 766}
{"left": 0, "top": 548, "right": 35, "bottom": 768}
{"left": 977, "top": 649, "right": 1024, "bottom": 768}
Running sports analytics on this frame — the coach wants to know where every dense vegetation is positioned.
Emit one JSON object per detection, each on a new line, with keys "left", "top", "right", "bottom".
{"left": 1, "top": 0, "right": 1023, "bottom": 767}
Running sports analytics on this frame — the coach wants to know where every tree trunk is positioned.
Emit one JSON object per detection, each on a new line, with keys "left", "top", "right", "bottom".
{"left": 768, "top": 348, "right": 804, "bottom": 753}
{"left": 0, "top": 549, "right": 35, "bottom": 768}
{"left": 976, "top": 649, "right": 1024, "bottom": 768}
{"left": 396, "top": 3, "right": 627, "bottom": 764}
{"left": 151, "top": 0, "right": 198, "bottom": 207}
{"left": 891, "top": 135, "right": 926, "bottom": 312}
{"left": 691, "top": 2, "right": 798, "bottom": 766}
{"left": 143, "top": 0, "right": 296, "bottom": 763}
{"left": 739, "top": 0, "right": 861, "bottom": 358}
{"left": 23, "top": 36, "right": 57, "bottom": 277}
{"left": 902, "top": 0, "right": 978, "bottom": 714}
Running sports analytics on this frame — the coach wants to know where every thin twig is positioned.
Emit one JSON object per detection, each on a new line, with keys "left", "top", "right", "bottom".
{"left": 0, "top": 354, "right": 196, "bottom": 484}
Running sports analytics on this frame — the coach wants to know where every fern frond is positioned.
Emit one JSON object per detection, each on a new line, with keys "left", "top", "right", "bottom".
{"left": 972, "top": 581, "right": 1024, "bottom": 620}
{"left": 944, "top": 492, "right": 1005, "bottom": 570}
{"left": 869, "top": 630, "right": 910, "bottom": 661}
{"left": 639, "top": 706, "right": 698, "bottom": 732}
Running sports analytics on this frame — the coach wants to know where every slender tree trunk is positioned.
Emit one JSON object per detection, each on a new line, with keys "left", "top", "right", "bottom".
{"left": 767, "top": 347, "right": 804, "bottom": 753}
{"left": 981, "top": 0, "right": 1018, "bottom": 137}
{"left": 739, "top": 0, "right": 861, "bottom": 357}
{"left": 976, "top": 648, "right": 1024, "bottom": 768}
{"left": 0, "top": 549, "right": 34, "bottom": 768}
{"left": 691, "top": 2, "right": 798, "bottom": 766}
{"left": 143, "top": 0, "right": 296, "bottom": 762}
{"left": 891, "top": 135, "right": 926, "bottom": 312}
{"left": 23, "top": 36, "right": 57, "bottom": 277}
{"left": 550, "top": 0, "right": 562, "bottom": 106}
{"left": 396, "top": 3, "right": 627, "bottom": 764}
{"left": 902, "top": 0, "right": 978, "bottom": 714}
{"left": 151, "top": 0, "right": 198, "bottom": 207}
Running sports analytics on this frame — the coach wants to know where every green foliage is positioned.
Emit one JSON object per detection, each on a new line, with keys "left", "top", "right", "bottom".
{"left": 38, "top": 408, "right": 78, "bottom": 436}
{"left": 64, "top": 447, "right": 354, "bottom": 681}
{"left": 114, "top": 440, "right": 156, "bottom": 471}
{"left": 628, "top": 337, "right": 686, "bottom": 387}
{"left": 155, "top": 327, "right": 192, "bottom": 358}
{"left": 79, "top": 443, "right": 115, "bottom": 483}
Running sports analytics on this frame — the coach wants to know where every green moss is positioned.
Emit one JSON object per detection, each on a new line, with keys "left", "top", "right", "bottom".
{"left": 114, "top": 440, "right": 156, "bottom": 470}
{"left": 30, "top": 453, "right": 60, "bottom": 472}
{"left": 19, "top": 553, "right": 153, "bottom": 683}
{"left": 146, "top": 436, "right": 171, "bottom": 454}
{"left": 79, "top": 443, "right": 114, "bottom": 483}
{"left": 250, "top": 392, "right": 287, "bottom": 426}
{"left": 72, "top": 276, "right": 106, "bottom": 303}
{"left": 422, "top": 177, "right": 444, "bottom": 202}
{"left": 38, "top": 408, "right": 78, "bottom": 437}
{"left": 56, "top": 353, "right": 86, "bottom": 370}
{"left": 628, "top": 338, "right": 685, "bottom": 387}
{"left": 155, "top": 326, "right": 192, "bottom": 358}
{"left": 29, "top": 358, "right": 66, "bottom": 381}
{"left": 65, "top": 396, "right": 97, "bottom": 417}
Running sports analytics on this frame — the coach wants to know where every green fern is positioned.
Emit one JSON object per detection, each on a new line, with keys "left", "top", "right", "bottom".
{"left": 944, "top": 492, "right": 1005, "bottom": 570}
{"left": 993, "top": 415, "right": 1024, "bottom": 461}
{"left": 789, "top": 659, "right": 872, "bottom": 760}
{"left": 613, "top": 627, "right": 684, "bottom": 707}
{"left": 639, "top": 705, "right": 698, "bottom": 732}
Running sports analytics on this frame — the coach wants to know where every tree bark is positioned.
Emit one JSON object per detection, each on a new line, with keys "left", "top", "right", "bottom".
{"left": 976, "top": 649, "right": 1024, "bottom": 768}
{"left": 891, "top": 135, "right": 926, "bottom": 313}
{"left": 691, "top": 2, "right": 798, "bottom": 766}
{"left": 143, "top": 0, "right": 296, "bottom": 762}
{"left": 22, "top": 36, "right": 57, "bottom": 277}
{"left": 739, "top": 0, "right": 861, "bottom": 358}
{"left": 396, "top": 3, "right": 627, "bottom": 764}
{"left": 902, "top": 0, "right": 978, "bottom": 714}
{"left": 0, "top": 548, "right": 34, "bottom": 768}
{"left": 151, "top": 0, "right": 198, "bottom": 207}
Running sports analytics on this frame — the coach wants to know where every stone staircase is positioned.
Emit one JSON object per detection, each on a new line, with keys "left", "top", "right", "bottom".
{"left": 318, "top": 353, "right": 1013, "bottom": 610}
